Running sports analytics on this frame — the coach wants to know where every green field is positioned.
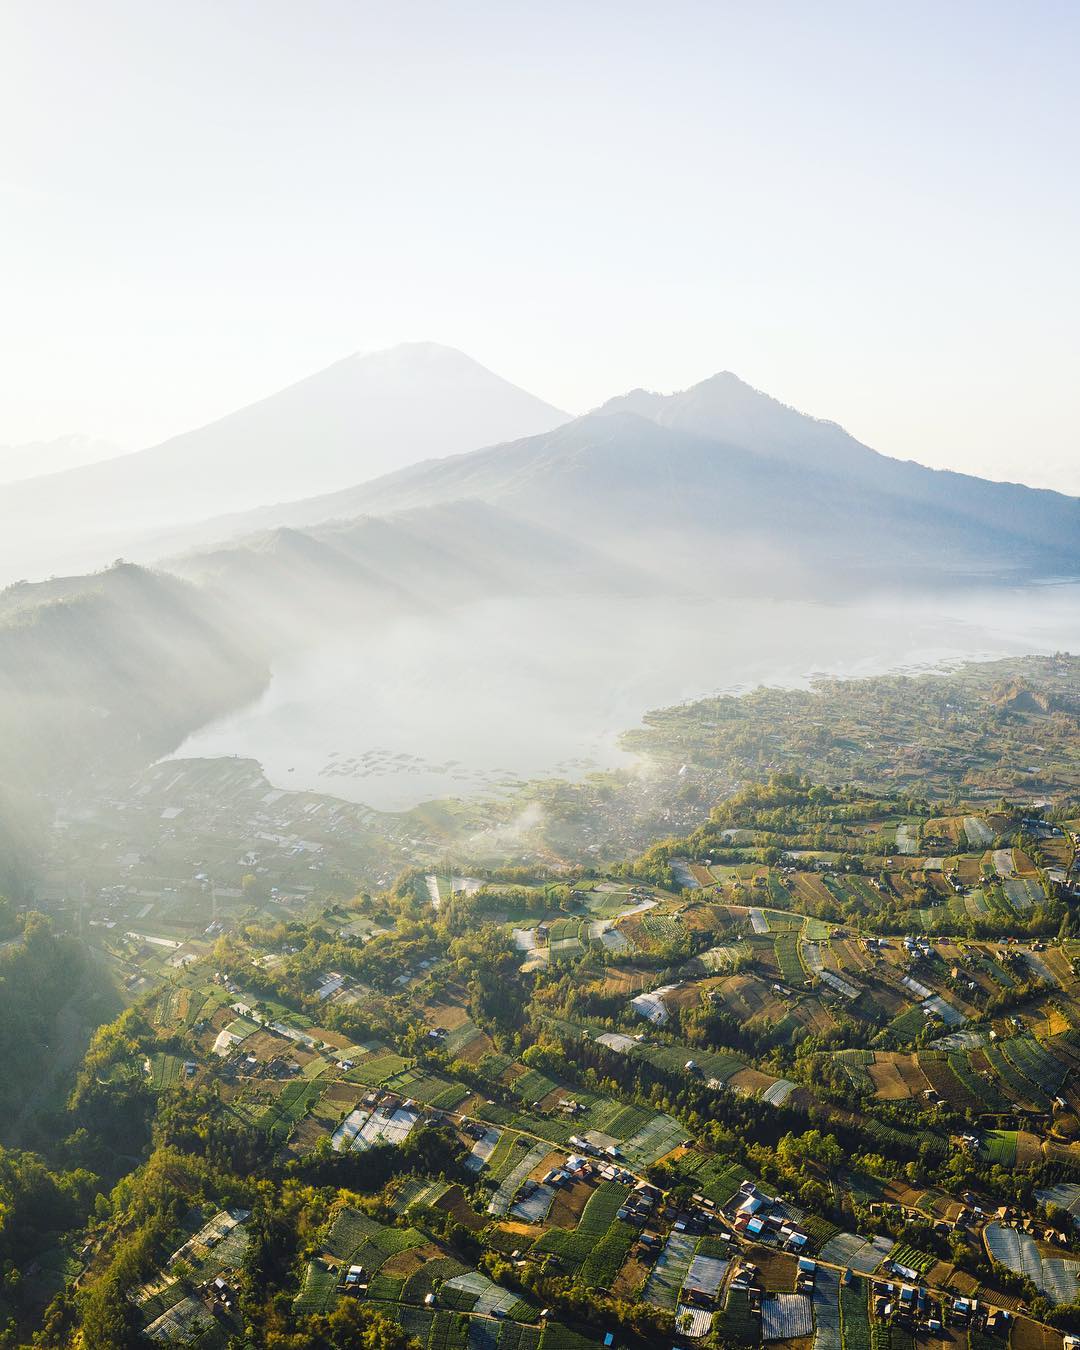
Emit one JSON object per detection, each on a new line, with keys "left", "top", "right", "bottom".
{"left": 981, "top": 1129, "right": 1017, "bottom": 1166}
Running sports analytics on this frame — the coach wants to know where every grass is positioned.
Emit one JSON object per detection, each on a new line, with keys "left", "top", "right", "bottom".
{"left": 981, "top": 1129, "right": 1018, "bottom": 1166}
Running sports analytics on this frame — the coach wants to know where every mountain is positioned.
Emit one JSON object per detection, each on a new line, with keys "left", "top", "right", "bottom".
{"left": 599, "top": 372, "right": 1080, "bottom": 547}
{"left": 0, "top": 434, "right": 122, "bottom": 485}
{"left": 0, "top": 344, "right": 568, "bottom": 583}
{"left": 166, "top": 371, "right": 1079, "bottom": 593}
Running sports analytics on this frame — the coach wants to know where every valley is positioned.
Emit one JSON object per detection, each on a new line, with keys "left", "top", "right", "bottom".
{"left": 7, "top": 7, "right": 1080, "bottom": 1347}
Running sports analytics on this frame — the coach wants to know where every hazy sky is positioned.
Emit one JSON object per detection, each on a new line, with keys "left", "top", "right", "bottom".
{"left": 3, "top": 1, "right": 1079, "bottom": 492}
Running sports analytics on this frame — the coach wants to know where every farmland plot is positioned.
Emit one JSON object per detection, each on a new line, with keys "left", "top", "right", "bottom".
{"left": 761, "top": 1293, "right": 813, "bottom": 1340}
{"left": 1037, "top": 1183, "right": 1080, "bottom": 1217}
{"left": 982, "top": 1130, "right": 1017, "bottom": 1166}
{"left": 984, "top": 1042, "right": 1053, "bottom": 1110}
{"left": 533, "top": 1183, "right": 631, "bottom": 1275}
{"left": 840, "top": 1277, "right": 870, "bottom": 1350}
{"left": 642, "top": 1232, "right": 697, "bottom": 1310}
{"left": 676, "top": 1152, "right": 754, "bottom": 1205}
{"left": 487, "top": 1144, "right": 550, "bottom": 1215}
{"left": 293, "top": 1259, "right": 338, "bottom": 1314}
{"left": 674, "top": 1305, "right": 713, "bottom": 1339}
{"left": 922, "top": 994, "right": 964, "bottom": 1027}
{"left": 1004, "top": 877, "right": 1044, "bottom": 913}
{"left": 1000, "top": 1035, "right": 1067, "bottom": 1097}
{"left": 578, "top": 1219, "right": 635, "bottom": 1289}
{"left": 630, "top": 985, "right": 679, "bottom": 1025}
{"left": 985, "top": 1224, "right": 1080, "bottom": 1303}
{"left": 443, "top": 1272, "right": 522, "bottom": 1318}
{"left": 813, "top": 1266, "right": 841, "bottom": 1350}
{"left": 466, "top": 1127, "right": 502, "bottom": 1173}
{"left": 834, "top": 1049, "right": 874, "bottom": 1093}
{"left": 918, "top": 1052, "right": 978, "bottom": 1111}
{"left": 332, "top": 1103, "right": 420, "bottom": 1152}
{"left": 144, "top": 1294, "right": 218, "bottom": 1343}
{"left": 683, "top": 1254, "right": 728, "bottom": 1303}
{"left": 761, "top": 1078, "right": 798, "bottom": 1105}
{"left": 774, "top": 931, "right": 807, "bottom": 986}
{"left": 819, "top": 1232, "right": 894, "bottom": 1275}
{"left": 945, "top": 1049, "right": 1009, "bottom": 1111}
{"left": 512, "top": 1183, "right": 555, "bottom": 1223}
{"left": 617, "top": 1113, "right": 686, "bottom": 1167}
{"left": 886, "top": 1242, "right": 935, "bottom": 1276}
{"left": 964, "top": 817, "right": 994, "bottom": 847}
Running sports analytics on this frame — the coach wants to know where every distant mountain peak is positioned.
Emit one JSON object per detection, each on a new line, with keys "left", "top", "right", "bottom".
{"left": 0, "top": 344, "right": 571, "bottom": 584}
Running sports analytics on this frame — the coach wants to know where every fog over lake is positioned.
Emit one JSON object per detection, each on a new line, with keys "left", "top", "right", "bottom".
{"left": 175, "top": 584, "right": 1080, "bottom": 811}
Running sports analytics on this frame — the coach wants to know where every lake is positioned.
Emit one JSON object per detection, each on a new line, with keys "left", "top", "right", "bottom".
{"left": 174, "top": 582, "right": 1080, "bottom": 811}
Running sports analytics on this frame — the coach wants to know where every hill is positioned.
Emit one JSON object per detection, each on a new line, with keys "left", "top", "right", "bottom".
{"left": 0, "top": 563, "right": 267, "bottom": 797}
{"left": 0, "top": 343, "right": 568, "bottom": 583}
{"left": 168, "top": 498, "right": 657, "bottom": 638}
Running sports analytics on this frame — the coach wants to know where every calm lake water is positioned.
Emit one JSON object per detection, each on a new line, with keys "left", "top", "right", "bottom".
{"left": 175, "top": 583, "right": 1080, "bottom": 811}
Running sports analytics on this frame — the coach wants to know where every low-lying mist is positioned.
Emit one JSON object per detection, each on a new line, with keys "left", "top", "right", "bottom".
{"left": 173, "top": 582, "right": 1080, "bottom": 811}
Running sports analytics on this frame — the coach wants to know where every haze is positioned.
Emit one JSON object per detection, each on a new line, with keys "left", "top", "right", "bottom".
{"left": 177, "top": 584, "right": 1080, "bottom": 811}
{"left": 3, "top": 1, "right": 1080, "bottom": 493}
{"left": 5, "top": 9, "right": 1080, "bottom": 1348}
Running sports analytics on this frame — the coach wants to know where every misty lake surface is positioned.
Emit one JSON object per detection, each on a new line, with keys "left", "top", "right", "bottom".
{"left": 174, "top": 584, "right": 1080, "bottom": 811}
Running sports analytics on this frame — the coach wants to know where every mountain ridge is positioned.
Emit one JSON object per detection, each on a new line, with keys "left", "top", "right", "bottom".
{"left": 148, "top": 373, "right": 1079, "bottom": 593}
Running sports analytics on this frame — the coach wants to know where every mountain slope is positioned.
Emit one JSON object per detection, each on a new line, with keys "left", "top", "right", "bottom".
{"left": 601, "top": 372, "right": 1080, "bottom": 549}
{"left": 163, "top": 373, "right": 1080, "bottom": 592}
{"left": 0, "top": 434, "right": 122, "bottom": 485}
{"left": 0, "top": 343, "right": 568, "bottom": 583}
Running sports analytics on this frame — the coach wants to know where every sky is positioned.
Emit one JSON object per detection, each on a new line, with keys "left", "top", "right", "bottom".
{"left": 2, "top": 0, "right": 1079, "bottom": 493}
